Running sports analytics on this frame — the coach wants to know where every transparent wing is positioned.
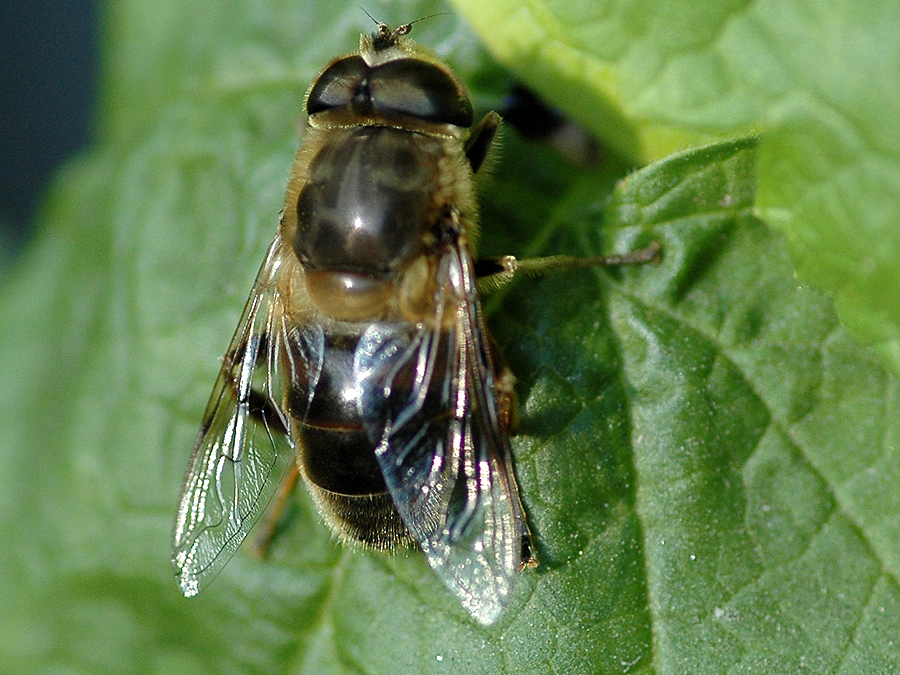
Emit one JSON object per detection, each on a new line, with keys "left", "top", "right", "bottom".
{"left": 357, "top": 237, "right": 530, "bottom": 625}
{"left": 172, "top": 234, "right": 295, "bottom": 597}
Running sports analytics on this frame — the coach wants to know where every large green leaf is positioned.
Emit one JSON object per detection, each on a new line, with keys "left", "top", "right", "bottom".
{"left": 453, "top": 0, "right": 900, "bottom": 376}
{"left": 1, "top": 1, "right": 898, "bottom": 673}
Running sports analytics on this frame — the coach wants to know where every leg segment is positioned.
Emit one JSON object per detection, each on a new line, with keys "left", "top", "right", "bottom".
{"left": 251, "top": 462, "right": 301, "bottom": 559}
{"left": 476, "top": 241, "right": 660, "bottom": 290}
{"left": 465, "top": 112, "right": 501, "bottom": 174}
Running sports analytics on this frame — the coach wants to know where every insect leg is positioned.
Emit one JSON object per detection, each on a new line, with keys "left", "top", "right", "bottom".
{"left": 493, "top": 361, "right": 519, "bottom": 434}
{"left": 493, "top": 363, "right": 538, "bottom": 568}
{"left": 475, "top": 241, "right": 660, "bottom": 292}
{"left": 464, "top": 112, "right": 501, "bottom": 174}
{"left": 250, "top": 462, "right": 301, "bottom": 558}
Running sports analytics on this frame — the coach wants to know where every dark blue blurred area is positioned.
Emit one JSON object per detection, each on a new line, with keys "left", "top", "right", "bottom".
{"left": 0, "top": 0, "right": 97, "bottom": 255}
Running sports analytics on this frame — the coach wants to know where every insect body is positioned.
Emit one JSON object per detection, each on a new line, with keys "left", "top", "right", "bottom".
{"left": 173, "top": 21, "right": 536, "bottom": 625}
{"left": 172, "top": 20, "right": 658, "bottom": 625}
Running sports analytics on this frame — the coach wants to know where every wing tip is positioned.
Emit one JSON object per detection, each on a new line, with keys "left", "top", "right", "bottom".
{"left": 465, "top": 598, "right": 505, "bottom": 625}
{"left": 174, "top": 566, "right": 201, "bottom": 597}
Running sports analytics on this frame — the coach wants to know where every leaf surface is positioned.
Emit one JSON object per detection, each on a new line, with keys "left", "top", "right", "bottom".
{"left": 0, "top": 2, "right": 897, "bottom": 674}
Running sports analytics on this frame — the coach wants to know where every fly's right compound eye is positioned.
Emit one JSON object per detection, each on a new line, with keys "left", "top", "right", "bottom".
{"left": 367, "top": 58, "right": 473, "bottom": 127}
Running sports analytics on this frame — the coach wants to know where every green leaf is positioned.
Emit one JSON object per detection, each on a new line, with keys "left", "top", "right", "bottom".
{"left": 1, "top": 2, "right": 898, "bottom": 674}
{"left": 452, "top": 0, "right": 900, "bottom": 377}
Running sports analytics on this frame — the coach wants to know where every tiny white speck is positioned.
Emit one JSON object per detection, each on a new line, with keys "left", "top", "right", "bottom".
{"left": 714, "top": 607, "right": 725, "bottom": 619}
{"left": 436, "top": 655, "right": 443, "bottom": 662}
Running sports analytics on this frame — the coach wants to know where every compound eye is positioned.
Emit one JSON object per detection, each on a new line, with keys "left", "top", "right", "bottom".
{"left": 369, "top": 59, "right": 473, "bottom": 127}
{"left": 307, "top": 56, "right": 368, "bottom": 115}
